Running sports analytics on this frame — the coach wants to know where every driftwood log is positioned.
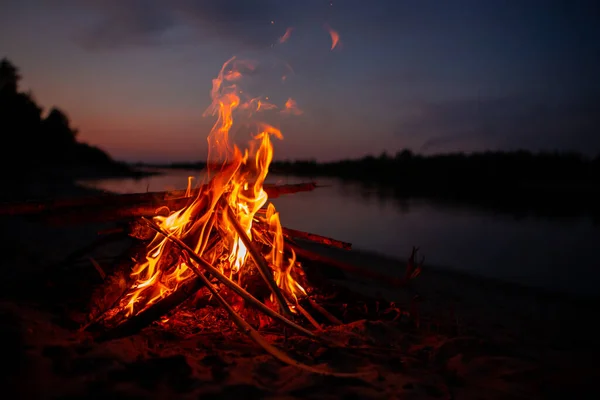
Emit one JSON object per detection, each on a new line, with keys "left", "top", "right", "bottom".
{"left": 90, "top": 276, "right": 206, "bottom": 341}
{"left": 0, "top": 182, "right": 318, "bottom": 220}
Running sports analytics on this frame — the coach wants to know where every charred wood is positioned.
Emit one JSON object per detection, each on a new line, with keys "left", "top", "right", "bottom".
{"left": 91, "top": 276, "right": 205, "bottom": 341}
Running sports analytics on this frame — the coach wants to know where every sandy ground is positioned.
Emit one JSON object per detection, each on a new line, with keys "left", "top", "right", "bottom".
{"left": 1, "top": 183, "right": 599, "bottom": 399}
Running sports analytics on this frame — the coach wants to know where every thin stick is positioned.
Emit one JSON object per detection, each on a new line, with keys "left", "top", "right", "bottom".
{"left": 184, "top": 252, "right": 364, "bottom": 377}
{"left": 89, "top": 257, "right": 106, "bottom": 280}
{"left": 307, "top": 297, "right": 342, "bottom": 325}
{"left": 141, "top": 217, "right": 317, "bottom": 340}
{"left": 288, "top": 242, "right": 406, "bottom": 288}
{"left": 225, "top": 205, "right": 292, "bottom": 318}
{"left": 281, "top": 227, "right": 352, "bottom": 250}
{"left": 296, "top": 303, "right": 322, "bottom": 331}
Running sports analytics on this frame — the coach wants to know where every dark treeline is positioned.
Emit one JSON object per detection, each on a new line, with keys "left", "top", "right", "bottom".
{"left": 137, "top": 151, "right": 600, "bottom": 219}
{"left": 270, "top": 150, "right": 600, "bottom": 217}
{"left": 0, "top": 58, "right": 134, "bottom": 181}
{"left": 270, "top": 150, "right": 600, "bottom": 188}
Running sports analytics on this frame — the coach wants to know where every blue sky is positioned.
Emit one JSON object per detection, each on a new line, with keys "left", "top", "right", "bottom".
{"left": 1, "top": 0, "right": 598, "bottom": 162}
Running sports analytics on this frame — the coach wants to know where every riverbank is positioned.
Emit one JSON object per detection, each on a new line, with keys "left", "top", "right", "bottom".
{"left": 0, "top": 181, "right": 598, "bottom": 398}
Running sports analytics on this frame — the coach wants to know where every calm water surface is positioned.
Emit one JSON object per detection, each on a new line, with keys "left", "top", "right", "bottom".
{"left": 79, "top": 169, "right": 600, "bottom": 296}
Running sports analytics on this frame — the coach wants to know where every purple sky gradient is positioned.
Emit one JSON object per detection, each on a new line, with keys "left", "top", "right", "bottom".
{"left": 1, "top": 0, "right": 599, "bottom": 162}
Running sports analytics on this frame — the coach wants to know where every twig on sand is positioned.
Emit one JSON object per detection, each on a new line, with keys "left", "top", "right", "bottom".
{"left": 295, "top": 302, "right": 323, "bottom": 331}
{"left": 307, "top": 297, "right": 343, "bottom": 325}
{"left": 404, "top": 246, "right": 424, "bottom": 283}
{"left": 88, "top": 257, "right": 106, "bottom": 280}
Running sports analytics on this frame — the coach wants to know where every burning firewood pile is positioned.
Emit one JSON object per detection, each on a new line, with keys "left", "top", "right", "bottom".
{"left": 1, "top": 58, "right": 423, "bottom": 376}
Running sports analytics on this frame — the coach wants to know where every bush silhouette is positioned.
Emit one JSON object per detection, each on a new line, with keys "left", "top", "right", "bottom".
{"left": 0, "top": 57, "right": 123, "bottom": 175}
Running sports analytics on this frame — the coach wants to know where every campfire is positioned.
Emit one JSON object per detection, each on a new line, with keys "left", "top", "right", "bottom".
{"left": 1, "top": 57, "right": 423, "bottom": 376}
{"left": 103, "top": 58, "right": 311, "bottom": 328}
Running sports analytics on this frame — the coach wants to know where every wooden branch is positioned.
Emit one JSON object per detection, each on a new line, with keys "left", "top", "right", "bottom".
{"left": 281, "top": 227, "right": 352, "bottom": 250}
{"left": 295, "top": 302, "right": 322, "bottom": 331}
{"left": 42, "top": 203, "right": 181, "bottom": 225}
{"left": 92, "top": 277, "right": 205, "bottom": 341}
{"left": 226, "top": 205, "right": 292, "bottom": 318}
{"left": 85, "top": 235, "right": 220, "bottom": 335}
{"left": 6, "top": 182, "right": 318, "bottom": 225}
{"left": 0, "top": 182, "right": 318, "bottom": 217}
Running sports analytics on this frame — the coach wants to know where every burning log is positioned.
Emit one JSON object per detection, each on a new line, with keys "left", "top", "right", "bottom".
{"left": 226, "top": 205, "right": 293, "bottom": 318}
{"left": 91, "top": 277, "right": 206, "bottom": 341}
{"left": 85, "top": 234, "right": 222, "bottom": 334}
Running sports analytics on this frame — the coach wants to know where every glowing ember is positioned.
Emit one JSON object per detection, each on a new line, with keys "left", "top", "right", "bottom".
{"left": 123, "top": 57, "right": 306, "bottom": 319}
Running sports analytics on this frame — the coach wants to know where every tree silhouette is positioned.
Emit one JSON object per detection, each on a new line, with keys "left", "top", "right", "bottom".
{"left": 42, "top": 107, "right": 78, "bottom": 147}
{"left": 0, "top": 56, "right": 124, "bottom": 176}
{"left": 395, "top": 149, "right": 413, "bottom": 161}
{"left": 0, "top": 58, "right": 20, "bottom": 94}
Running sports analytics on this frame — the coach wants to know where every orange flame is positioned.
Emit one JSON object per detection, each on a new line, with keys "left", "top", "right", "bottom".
{"left": 325, "top": 24, "right": 340, "bottom": 50}
{"left": 278, "top": 27, "right": 294, "bottom": 44}
{"left": 281, "top": 97, "right": 303, "bottom": 116}
{"left": 123, "top": 57, "right": 306, "bottom": 318}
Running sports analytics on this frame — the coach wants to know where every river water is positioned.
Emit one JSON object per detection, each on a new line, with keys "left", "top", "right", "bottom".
{"left": 79, "top": 168, "right": 600, "bottom": 297}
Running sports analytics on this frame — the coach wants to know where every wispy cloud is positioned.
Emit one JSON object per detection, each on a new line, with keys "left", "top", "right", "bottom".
{"left": 67, "top": 0, "right": 318, "bottom": 51}
{"left": 59, "top": 0, "right": 425, "bottom": 51}
{"left": 396, "top": 95, "right": 600, "bottom": 155}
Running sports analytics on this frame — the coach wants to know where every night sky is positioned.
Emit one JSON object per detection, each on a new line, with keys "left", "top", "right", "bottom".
{"left": 1, "top": 0, "right": 599, "bottom": 162}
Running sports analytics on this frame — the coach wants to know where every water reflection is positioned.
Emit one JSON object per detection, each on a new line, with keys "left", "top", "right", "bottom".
{"left": 79, "top": 169, "right": 600, "bottom": 296}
